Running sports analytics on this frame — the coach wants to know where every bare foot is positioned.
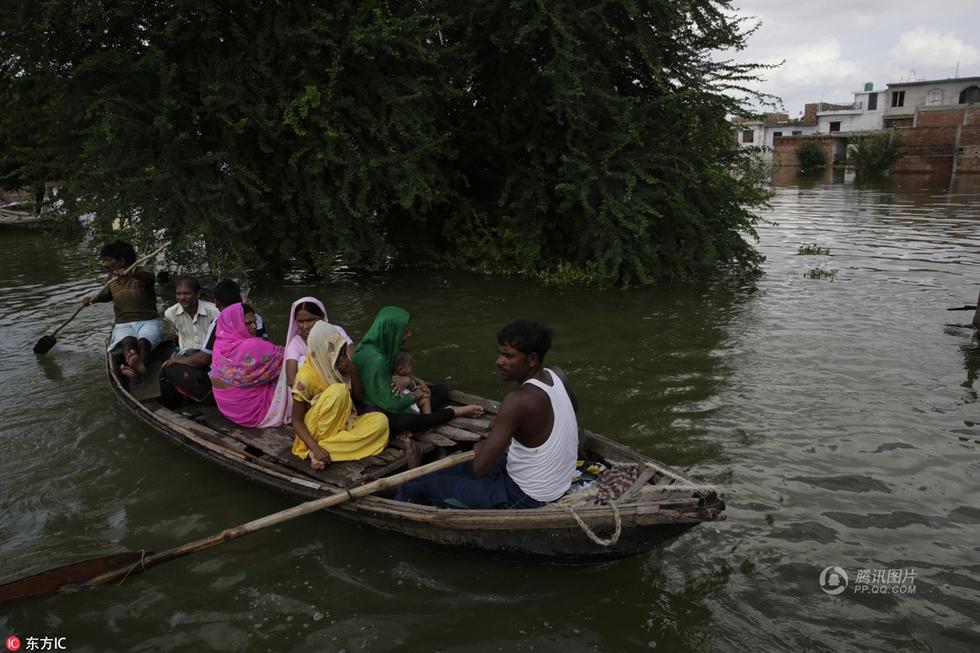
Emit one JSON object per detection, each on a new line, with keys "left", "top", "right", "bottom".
{"left": 393, "top": 432, "right": 421, "bottom": 469}
{"left": 451, "top": 404, "right": 485, "bottom": 419}
{"left": 126, "top": 349, "right": 147, "bottom": 375}
{"left": 120, "top": 363, "right": 139, "bottom": 381}
{"left": 403, "top": 439, "right": 420, "bottom": 469}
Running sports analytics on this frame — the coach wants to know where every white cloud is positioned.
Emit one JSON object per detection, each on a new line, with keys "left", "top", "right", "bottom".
{"left": 760, "top": 39, "right": 863, "bottom": 87}
{"left": 889, "top": 27, "right": 980, "bottom": 68}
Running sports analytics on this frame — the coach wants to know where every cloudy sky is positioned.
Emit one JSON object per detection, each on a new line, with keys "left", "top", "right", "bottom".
{"left": 725, "top": 0, "right": 980, "bottom": 118}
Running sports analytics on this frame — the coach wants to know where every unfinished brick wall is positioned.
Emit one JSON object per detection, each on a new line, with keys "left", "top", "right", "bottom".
{"left": 802, "top": 103, "right": 818, "bottom": 126}
{"left": 892, "top": 125, "right": 959, "bottom": 174}
{"left": 960, "top": 125, "right": 980, "bottom": 146}
{"left": 956, "top": 125, "right": 980, "bottom": 174}
{"left": 916, "top": 109, "right": 968, "bottom": 127}
{"left": 772, "top": 136, "right": 835, "bottom": 168}
{"left": 892, "top": 155, "right": 955, "bottom": 175}
{"left": 898, "top": 126, "right": 959, "bottom": 151}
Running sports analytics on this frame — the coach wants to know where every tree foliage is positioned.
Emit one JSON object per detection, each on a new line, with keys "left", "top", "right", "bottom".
{"left": 851, "top": 131, "right": 904, "bottom": 177}
{"left": 795, "top": 141, "right": 827, "bottom": 173}
{"left": 1, "top": 0, "right": 772, "bottom": 286}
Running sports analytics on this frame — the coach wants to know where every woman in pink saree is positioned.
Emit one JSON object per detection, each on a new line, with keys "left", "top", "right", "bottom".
{"left": 209, "top": 303, "right": 285, "bottom": 427}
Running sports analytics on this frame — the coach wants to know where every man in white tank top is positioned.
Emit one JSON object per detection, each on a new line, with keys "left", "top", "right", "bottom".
{"left": 394, "top": 320, "right": 580, "bottom": 509}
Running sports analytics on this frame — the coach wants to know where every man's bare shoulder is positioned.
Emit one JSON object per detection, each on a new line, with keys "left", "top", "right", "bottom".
{"left": 502, "top": 382, "right": 551, "bottom": 413}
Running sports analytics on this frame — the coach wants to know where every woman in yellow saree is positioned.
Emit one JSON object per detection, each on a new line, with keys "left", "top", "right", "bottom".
{"left": 291, "top": 321, "right": 389, "bottom": 470}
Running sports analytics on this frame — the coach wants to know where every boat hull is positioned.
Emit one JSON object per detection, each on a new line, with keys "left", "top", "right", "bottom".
{"left": 106, "top": 346, "right": 723, "bottom": 562}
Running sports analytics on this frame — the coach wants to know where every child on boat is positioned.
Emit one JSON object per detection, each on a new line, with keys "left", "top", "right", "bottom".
{"left": 82, "top": 240, "right": 163, "bottom": 382}
{"left": 391, "top": 350, "right": 431, "bottom": 414}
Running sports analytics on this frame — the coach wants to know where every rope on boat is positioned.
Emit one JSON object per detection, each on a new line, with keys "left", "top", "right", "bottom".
{"left": 561, "top": 501, "right": 622, "bottom": 547}
{"left": 116, "top": 550, "right": 149, "bottom": 586}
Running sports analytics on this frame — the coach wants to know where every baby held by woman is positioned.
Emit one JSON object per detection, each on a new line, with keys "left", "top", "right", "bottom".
{"left": 391, "top": 350, "right": 430, "bottom": 414}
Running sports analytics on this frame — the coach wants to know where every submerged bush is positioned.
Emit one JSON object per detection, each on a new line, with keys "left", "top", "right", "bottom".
{"left": 804, "top": 267, "right": 836, "bottom": 280}
{"left": 797, "top": 243, "right": 830, "bottom": 255}
{"left": 851, "top": 132, "right": 904, "bottom": 177}
{"left": 796, "top": 141, "right": 827, "bottom": 173}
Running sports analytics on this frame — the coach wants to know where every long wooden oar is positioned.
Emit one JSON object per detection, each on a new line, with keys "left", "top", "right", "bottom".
{"left": 33, "top": 241, "right": 172, "bottom": 354}
{"left": 0, "top": 449, "right": 474, "bottom": 604}
{"left": 947, "top": 305, "right": 977, "bottom": 311}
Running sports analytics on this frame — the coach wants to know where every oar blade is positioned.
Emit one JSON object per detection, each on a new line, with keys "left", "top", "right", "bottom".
{"left": 33, "top": 334, "right": 57, "bottom": 355}
{"left": 0, "top": 551, "right": 147, "bottom": 604}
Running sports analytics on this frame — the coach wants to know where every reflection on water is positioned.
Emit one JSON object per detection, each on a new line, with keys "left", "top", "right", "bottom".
{"left": 1, "top": 172, "right": 980, "bottom": 651}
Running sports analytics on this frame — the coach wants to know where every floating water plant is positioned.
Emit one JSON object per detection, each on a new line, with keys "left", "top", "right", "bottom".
{"left": 804, "top": 267, "right": 836, "bottom": 280}
{"left": 797, "top": 243, "right": 830, "bottom": 255}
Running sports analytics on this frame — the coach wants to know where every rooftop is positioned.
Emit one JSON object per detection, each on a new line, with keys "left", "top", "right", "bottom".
{"left": 886, "top": 76, "right": 980, "bottom": 88}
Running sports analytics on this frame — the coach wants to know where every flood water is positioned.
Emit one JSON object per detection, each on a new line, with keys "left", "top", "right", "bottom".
{"left": 2, "top": 172, "right": 980, "bottom": 652}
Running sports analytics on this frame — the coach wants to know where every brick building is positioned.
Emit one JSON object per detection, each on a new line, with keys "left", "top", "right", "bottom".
{"left": 769, "top": 75, "right": 980, "bottom": 179}
{"left": 883, "top": 76, "right": 980, "bottom": 128}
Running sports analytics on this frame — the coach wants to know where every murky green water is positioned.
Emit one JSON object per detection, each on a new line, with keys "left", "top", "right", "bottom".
{"left": 2, "top": 173, "right": 980, "bottom": 652}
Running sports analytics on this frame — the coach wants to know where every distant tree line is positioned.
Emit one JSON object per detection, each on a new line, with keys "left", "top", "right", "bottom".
{"left": 0, "top": 1, "right": 772, "bottom": 286}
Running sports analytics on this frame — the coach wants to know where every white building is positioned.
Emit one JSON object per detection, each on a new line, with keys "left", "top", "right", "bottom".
{"left": 763, "top": 122, "right": 819, "bottom": 146}
{"left": 815, "top": 84, "right": 886, "bottom": 134}
{"left": 883, "top": 76, "right": 980, "bottom": 127}
{"left": 735, "top": 114, "right": 818, "bottom": 162}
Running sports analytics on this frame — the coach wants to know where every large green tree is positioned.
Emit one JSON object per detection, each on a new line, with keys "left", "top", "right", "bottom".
{"left": 0, "top": 0, "right": 771, "bottom": 285}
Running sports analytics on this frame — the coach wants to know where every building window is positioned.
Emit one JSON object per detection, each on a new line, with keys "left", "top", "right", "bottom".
{"left": 927, "top": 89, "right": 944, "bottom": 105}
{"left": 741, "top": 129, "right": 754, "bottom": 143}
{"left": 829, "top": 122, "right": 841, "bottom": 133}
{"left": 867, "top": 92, "right": 878, "bottom": 111}
{"left": 792, "top": 130, "right": 802, "bottom": 136}
{"left": 772, "top": 131, "right": 782, "bottom": 138}
{"left": 891, "top": 91, "right": 905, "bottom": 108}
{"left": 960, "top": 86, "right": 980, "bottom": 104}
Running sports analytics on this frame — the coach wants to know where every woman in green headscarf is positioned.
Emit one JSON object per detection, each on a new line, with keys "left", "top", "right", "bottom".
{"left": 353, "top": 306, "right": 483, "bottom": 434}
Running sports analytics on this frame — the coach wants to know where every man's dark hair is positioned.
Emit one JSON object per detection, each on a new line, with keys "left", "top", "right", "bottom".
{"left": 212, "top": 278, "right": 242, "bottom": 308}
{"left": 497, "top": 320, "right": 552, "bottom": 359}
{"left": 241, "top": 303, "right": 255, "bottom": 315}
{"left": 175, "top": 275, "right": 201, "bottom": 293}
{"left": 99, "top": 240, "right": 136, "bottom": 266}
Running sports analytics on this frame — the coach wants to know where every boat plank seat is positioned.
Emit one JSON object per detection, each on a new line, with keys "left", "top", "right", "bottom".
{"left": 417, "top": 431, "right": 457, "bottom": 447}
{"left": 182, "top": 405, "right": 353, "bottom": 483}
{"left": 447, "top": 390, "right": 500, "bottom": 413}
{"left": 448, "top": 417, "right": 491, "bottom": 432}
{"left": 357, "top": 440, "right": 439, "bottom": 481}
{"left": 152, "top": 405, "right": 249, "bottom": 452}
{"left": 180, "top": 404, "right": 440, "bottom": 487}
{"left": 433, "top": 425, "right": 482, "bottom": 442}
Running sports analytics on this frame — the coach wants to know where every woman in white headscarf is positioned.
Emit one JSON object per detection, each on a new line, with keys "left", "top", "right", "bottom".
{"left": 259, "top": 296, "right": 351, "bottom": 427}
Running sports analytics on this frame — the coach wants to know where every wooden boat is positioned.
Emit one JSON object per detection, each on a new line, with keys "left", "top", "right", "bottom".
{"left": 0, "top": 206, "right": 50, "bottom": 227}
{"left": 108, "top": 344, "right": 725, "bottom": 562}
